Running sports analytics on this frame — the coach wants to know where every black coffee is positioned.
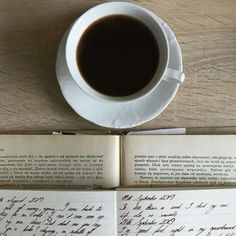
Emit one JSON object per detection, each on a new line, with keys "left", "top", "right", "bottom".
{"left": 77, "top": 15, "right": 159, "bottom": 97}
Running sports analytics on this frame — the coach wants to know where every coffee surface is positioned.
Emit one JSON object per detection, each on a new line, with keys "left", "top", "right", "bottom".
{"left": 77, "top": 15, "right": 159, "bottom": 97}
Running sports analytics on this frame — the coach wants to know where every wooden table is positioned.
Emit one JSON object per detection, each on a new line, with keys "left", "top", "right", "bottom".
{"left": 0, "top": 0, "right": 235, "bottom": 132}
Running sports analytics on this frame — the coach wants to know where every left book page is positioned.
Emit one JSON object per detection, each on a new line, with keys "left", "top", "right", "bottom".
{"left": 0, "top": 135, "right": 120, "bottom": 188}
{"left": 0, "top": 189, "right": 116, "bottom": 236}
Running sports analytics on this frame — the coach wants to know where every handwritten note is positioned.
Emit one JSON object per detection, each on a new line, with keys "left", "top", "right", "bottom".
{"left": 1, "top": 188, "right": 236, "bottom": 236}
{"left": 0, "top": 190, "right": 116, "bottom": 236}
{"left": 117, "top": 188, "right": 236, "bottom": 236}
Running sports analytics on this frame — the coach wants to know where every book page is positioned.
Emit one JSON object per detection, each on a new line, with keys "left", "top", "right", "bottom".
{"left": 117, "top": 188, "right": 236, "bottom": 236}
{"left": 0, "top": 135, "right": 119, "bottom": 188}
{"left": 0, "top": 189, "right": 116, "bottom": 235}
{"left": 122, "top": 135, "right": 236, "bottom": 186}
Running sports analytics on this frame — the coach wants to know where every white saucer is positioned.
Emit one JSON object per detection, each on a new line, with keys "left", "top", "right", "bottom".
{"left": 56, "top": 12, "right": 183, "bottom": 129}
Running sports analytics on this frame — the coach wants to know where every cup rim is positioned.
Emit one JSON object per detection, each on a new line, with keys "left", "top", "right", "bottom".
{"left": 65, "top": 1, "right": 170, "bottom": 103}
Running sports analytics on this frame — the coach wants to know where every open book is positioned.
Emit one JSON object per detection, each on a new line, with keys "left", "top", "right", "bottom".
{"left": 0, "top": 135, "right": 236, "bottom": 188}
{"left": 0, "top": 188, "right": 236, "bottom": 236}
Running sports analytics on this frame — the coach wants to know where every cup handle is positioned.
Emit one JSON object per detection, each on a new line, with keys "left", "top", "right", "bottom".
{"left": 163, "top": 68, "right": 185, "bottom": 83}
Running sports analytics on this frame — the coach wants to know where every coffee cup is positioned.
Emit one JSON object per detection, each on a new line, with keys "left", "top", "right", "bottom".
{"left": 65, "top": 2, "right": 184, "bottom": 103}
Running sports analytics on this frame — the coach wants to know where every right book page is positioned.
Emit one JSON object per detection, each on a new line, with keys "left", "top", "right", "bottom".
{"left": 121, "top": 135, "right": 236, "bottom": 186}
{"left": 116, "top": 188, "right": 236, "bottom": 236}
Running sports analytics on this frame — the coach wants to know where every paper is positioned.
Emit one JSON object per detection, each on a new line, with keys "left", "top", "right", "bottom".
{"left": 0, "top": 135, "right": 120, "bottom": 188}
{"left": 0, "top": 190, "right": 116, "bottom": 236}
{"left": 122, "top": 135, "right": 236, "bottom": 186}
{"left": 127, "top": 128, "right": 186, "bottom": 135}
{"left": 0, "top": 188, "right": 235, "bottom": 236}
{"left": 117, "top": 188, "right": 236, "bottom": 236}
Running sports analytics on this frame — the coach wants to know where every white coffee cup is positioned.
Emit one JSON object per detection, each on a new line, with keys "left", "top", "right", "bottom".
{"left": 65, "top": 2, "right": 184, "bottom": 103}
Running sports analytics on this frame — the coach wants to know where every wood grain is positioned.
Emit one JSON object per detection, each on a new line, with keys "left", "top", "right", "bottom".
{"left": 0, "top": 0, "right": 235, "bottom": 132}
